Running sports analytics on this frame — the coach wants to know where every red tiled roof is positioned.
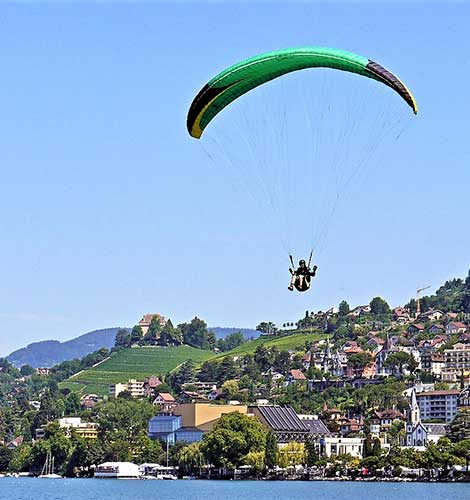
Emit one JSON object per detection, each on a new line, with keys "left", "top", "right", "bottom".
{"left": 290, "top": 369, "right": 306, "bottom": 380}
{"left": 156, "top": 392, "right": 175, "bottom": 402}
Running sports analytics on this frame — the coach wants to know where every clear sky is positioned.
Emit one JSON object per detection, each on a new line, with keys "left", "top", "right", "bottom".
{"left": 1, "top": 1, "right": 469, "bottom": 356}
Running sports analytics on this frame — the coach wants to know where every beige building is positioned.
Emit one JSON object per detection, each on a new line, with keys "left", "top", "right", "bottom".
{"left": 173, "top": 403, "right": 248, "bottom": 431}
{"left": 138, "top": 313, "right": 167, "bottom": 336}
{"left": 444, "top": 343, "right": 470, "bottom": 375}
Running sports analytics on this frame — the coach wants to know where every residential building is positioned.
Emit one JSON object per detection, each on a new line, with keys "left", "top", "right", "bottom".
{"left": 415, "top": 389, "right": 460, "bottom": 422}
{"left": 6, "top": 436, "right": 23, "bottom": 450}
{"left": 36, "top": 367, "right": 50, "bottom": 376}
{"left": 153, "top": 392, "right": 178, "bottom": 413}
{"left": 446, "top": 322, "right": 467, "bottom": 335}
{"left": 444, "top": 343, "right": 470, "bottom": 377}
{"left": 418, "top": 309, "right": 444, "bottom": 322}
{"left": 458, "top": 386, "right": 470, "bottom": 408}
{"left": 421, "top": 352, "right": 445, "bottom": 377}
{"left": 143, "top": 376, "right": 162, "bottom": 397}
{"left": 284, "top": 369, "right": 307, "bottom": 386}
{"left": 110, "top": 379, "right": 145, "bottom": 398}
{"left": 370, "top": 409, "right": 405, "bottom": 434}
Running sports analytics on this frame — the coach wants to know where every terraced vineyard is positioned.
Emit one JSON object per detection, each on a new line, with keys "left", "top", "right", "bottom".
{"left": 61, "top": 331, "right": 326, "bottom": 395}
{"left": 60, "top": 345, "right": 215, "bottom": 395}
{"left": 216, "top": 331, "right": 327, "bottom": 358}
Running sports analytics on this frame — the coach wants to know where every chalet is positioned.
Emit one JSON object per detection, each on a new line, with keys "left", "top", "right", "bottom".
{"left": 80, "top": 394, "right": 99, "bottom": 409}
{"left": 284, "top": 369, "right": 307, "bottom": 386}
{"left": 428, "top": 324, "right": 446, "bottom": 335}
{"left": 446, "top": 322, "right": 467, "bottom": 335}
{"left": 179, "top": 391, "right": 207, "bottom": 403}
{"left": 153, "top": 392, "right": 178, "bottom": 413}
{"left": 339, "top": 417, "right": 364, "bottom": 436}
{"left": 393, "top": 307, "right": 411, "bottom": 324}
{"left": 348, "top": 305, "right": 371, "bottom": 317}
{"left": 6, "top": 436, "right": 23, "bottom": 450}
{"left": 371, "top": 409, "right": 405, "bottom": 433}
{"left": 144, "top": 376, "right": 162, "bottom": 397}
{"left": 408, "top": 323, "right": 425, "bottom": 335}
{"left": 418, "top": 309, "right": 444, "bottom": 322}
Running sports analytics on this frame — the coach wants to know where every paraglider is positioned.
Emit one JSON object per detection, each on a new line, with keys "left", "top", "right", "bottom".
{"left": 187, "top": 46, "right": 417, "bottom": 139}
{"left": 288, "top": 253, "right": 317, "bottom": 292}
{"left": 187, "top": 46, "right": 418, "bottom": 293}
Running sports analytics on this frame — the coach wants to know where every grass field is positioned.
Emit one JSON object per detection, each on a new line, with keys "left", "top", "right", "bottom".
{"left": 60, "top": 345, "right": 215, "bottom": 396}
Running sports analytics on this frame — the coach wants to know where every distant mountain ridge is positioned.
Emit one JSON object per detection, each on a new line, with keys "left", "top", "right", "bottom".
{"left": 209, "top": 327, "right": 259, "bottom": 340}
{"left": 7, "top": 326, "right": 258, "bottom": 368}
{"left": 7, "top": 328, "right": 122, "bottom": 368}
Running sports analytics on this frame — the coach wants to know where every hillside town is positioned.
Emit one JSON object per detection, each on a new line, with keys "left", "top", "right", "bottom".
{"left": 1, "top": 272, "right": 470, "bottom": 480}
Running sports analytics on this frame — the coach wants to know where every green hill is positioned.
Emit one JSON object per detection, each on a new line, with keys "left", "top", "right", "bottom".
{"left": 216, "top": 331, "right": 326, "bottom": 358}
{"left": 60, "top": 345, "right": 215, "bottom": 395}
{"left": 61, "top": 331, "right": 326, "bottom": 396}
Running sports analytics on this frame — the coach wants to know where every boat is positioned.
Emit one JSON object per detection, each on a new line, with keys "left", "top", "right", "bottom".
{"left": 39, "top": 452, "right": 62, "bottom": 479}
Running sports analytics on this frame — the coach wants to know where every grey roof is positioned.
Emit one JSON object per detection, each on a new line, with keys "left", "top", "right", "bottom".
{"left": 256, "top": 406, "right": 309, "bottom": 432}
{"left": 302, "top": 419, "right": 331, "bottom": 436}
{"left": 424, "top": 423, "right": 448, "bottom": 435}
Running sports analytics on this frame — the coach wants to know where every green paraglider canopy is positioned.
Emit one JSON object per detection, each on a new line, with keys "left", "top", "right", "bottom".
{"left": 187, "top": 46, "right": 417, "bottom": 139}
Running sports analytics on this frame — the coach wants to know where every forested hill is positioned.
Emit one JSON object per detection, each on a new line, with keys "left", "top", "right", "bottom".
{"left": 7, "top": 328, "right": 122, "bottom": 368}
{"left": 406, "top": 270, "right": 470, "bottom": 313}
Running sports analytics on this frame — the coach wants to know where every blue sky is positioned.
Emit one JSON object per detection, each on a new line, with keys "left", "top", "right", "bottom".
{"left": 0, "top": 2, "right": 469, "bottom": 356}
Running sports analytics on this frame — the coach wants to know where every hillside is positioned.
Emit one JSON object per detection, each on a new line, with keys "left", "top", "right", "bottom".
{"left": 7, "top": 328, "right": 122, "bottom": 368}
{"left": 60, "top": 345, "right": 215, "bottom": 395}
{"left": 61, "top": 331, "right": 326, "bottom": 395}
{"left": 216, "top": 331, "right": 327, "bottom": 358}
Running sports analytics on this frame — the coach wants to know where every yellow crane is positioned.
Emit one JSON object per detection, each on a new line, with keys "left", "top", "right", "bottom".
{"left": 416, "top": 285, "right": 431, "bottom": 317}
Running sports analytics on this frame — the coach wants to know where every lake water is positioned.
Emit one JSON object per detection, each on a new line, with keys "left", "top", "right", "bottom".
{"left": 0, "top": 478, "right": 468, "bottom": 500}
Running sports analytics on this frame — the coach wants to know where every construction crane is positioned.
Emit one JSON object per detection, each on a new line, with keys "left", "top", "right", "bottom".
{"left": 416, "top": 285, "right": 431, "bottom": 317}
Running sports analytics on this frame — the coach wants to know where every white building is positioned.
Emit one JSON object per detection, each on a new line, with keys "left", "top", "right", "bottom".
{"left": 94, "top": 462, "right": 140, "bottom": 479}
{"left": 415, "top": 389, "right": 460, "bottom": 423}
{"left": 322, "top": 437, "right": 363, "bottom": 458}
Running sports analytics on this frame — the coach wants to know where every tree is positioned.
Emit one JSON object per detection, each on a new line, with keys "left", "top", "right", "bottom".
{"left": 167, "top": 360, "right": 196, "bottom": 392}
{"left": 20, "top": 365, "right": 35, "bottom": 377}
{"left": 198, "top": 360, "right": 219, "bottom": 382}
{"left": 454, "top": 439, "right": 470, "bottom": 475}
{"left": 277, "top": 442, "right": 305, "bottom": 468}
{"left": 0, "top": 446, "right": 13, "bottom": 472}
{"left": 159, "top": 319, "right": 182, "bottom": 346}
{"left": 217, "top": 357, "right": 237, "bottom": 384}
{"left": 369, "top": 297, "right": 391, "bottom": 316}
{"left": 221, "top": 380, "right": 239, "bottom": 400}
{"left": 244, "top": 451, "right": 265, "bottom": 475}
{"left": 254, "top": 345, "right": 273, "bottom": 372}
{"left": 305, "top": 440, "right": 319, "bottom": 466}
{"left": 217, "top": 332, "right": 246, "bottom": 352}
{"left": 130, "top": 325, "right": 143, "bottom": 344}
{"left": 114, "top": 328, "right": 131, "bottom": 348}
{"left": 201, "top": 412, "right": 267, "bottom": 468}
{"left": 384, "top": 351, "right": 418, "bottom": 376}
{"left": 179, "top": 317, "right": 215, "bottom": 350}
{"left": 256, "top": 322, "right": 277, "bottom": 335}
{"left": 177, "top": 442, "right": 205, "bottom": 475}
{"left": 449, "top": 408, "right": 470, "bottom": 442}
{"left": 265, "top": 432, "right": 278, "bottom": 469}
{"left": 339, "top": 300, "right": 350, "bottom": 317}
{"left": 347, "top": 352, "right": 372, "bottom": 376}
{"left": 143, "top": 317, "right": 163, "bottom": 345}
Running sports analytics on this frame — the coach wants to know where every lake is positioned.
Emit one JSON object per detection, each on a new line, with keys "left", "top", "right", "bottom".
{"left": 0, "top": 478, "right": 469, "bottom": 500}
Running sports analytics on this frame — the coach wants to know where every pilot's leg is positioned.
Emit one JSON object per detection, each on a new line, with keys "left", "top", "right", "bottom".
{"left": 288, "top": 274, "right": 297, "bottom": 291}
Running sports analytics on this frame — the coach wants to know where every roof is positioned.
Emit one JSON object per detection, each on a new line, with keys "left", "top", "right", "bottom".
{"left": 289, "top": 369, "right": 306, "bottom": 380}
{"left": 139, "top": 313, "right": 166, "bottom": 326}
{"left": 424, "top": 423, "right": 447, "bottom": 435}
{"left": 416, "top": 390, "right": 460, "bottom": 397}
{"left": 155, "top": 392, "right": 176, "bottom": 402}
{"left": 302, "top": 419, "right": 331, "bottom": 436}
{"left": 375, "top": 409, "right": 405, "bottom": 420}
{"left": 255, "top": 406, "right": 309, "bottom": 432}
{"left": 448, "top": 321, "right": 467, "bottom": 329}
{"left": 410, "top": 323, "right": 425, "bottom": 330}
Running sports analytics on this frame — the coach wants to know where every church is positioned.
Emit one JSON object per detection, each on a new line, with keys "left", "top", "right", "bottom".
{"left": 406, "top": 388, "right": 447, "bottom": 448}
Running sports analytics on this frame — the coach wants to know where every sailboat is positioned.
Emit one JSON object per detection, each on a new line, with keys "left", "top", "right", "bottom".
{"left": 39, "top": 452, "right": 62, "bottom": 479}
